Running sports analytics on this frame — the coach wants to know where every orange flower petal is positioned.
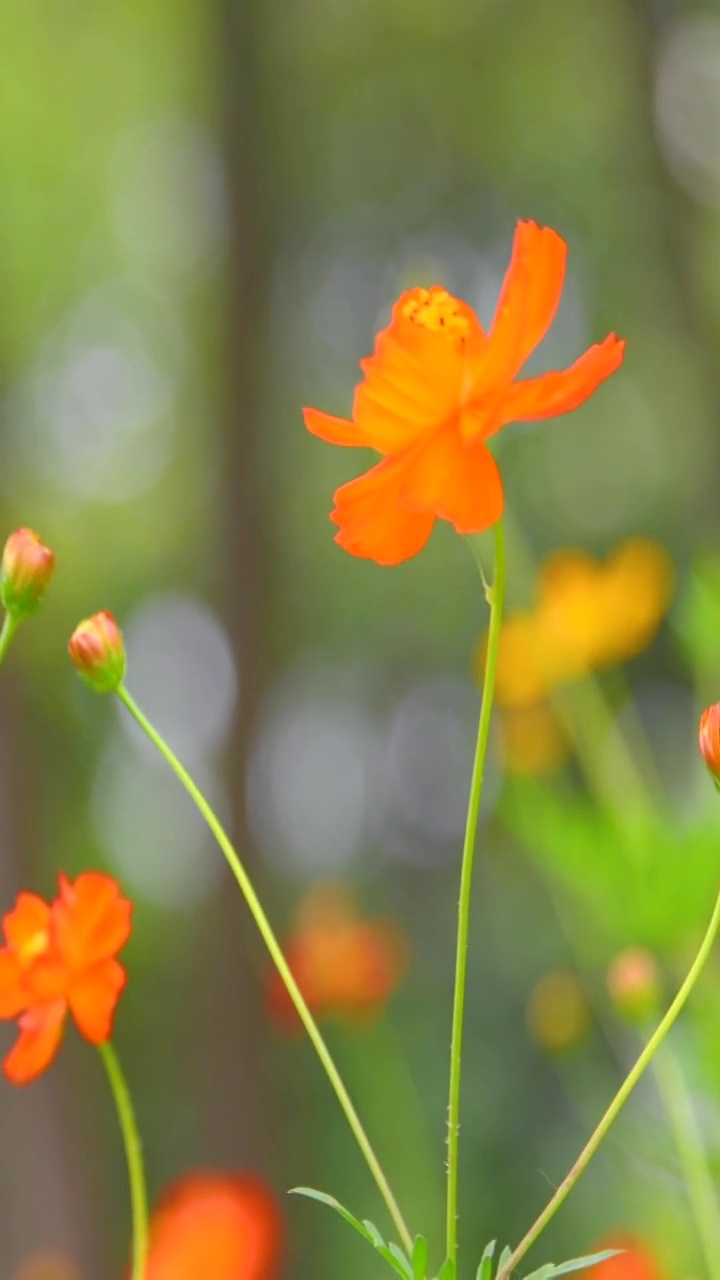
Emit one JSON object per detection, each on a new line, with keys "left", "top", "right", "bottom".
{"left": 332, "top": 454, "right": 435, "bottom": 565}
{"left": 3, "top": 1000, "right": 66, "bottom": 1085}
{"left": 399, "top": 428, "right": 504, "bottom": 533}
{"left": 479, "top": 221, "right": 567, "bottom": 388}
{"left": 146, "top": 1172, "right": 283, "bottom": 1280}
{"left": 352, "top": 289, "right": 485, "bottom": 454}
{"left": 53, "top": 872, "right": 131, "bottom": 971}
{"left": 4, "top": 893, "right": 51, "bottom": 963}
{"left": 67, "top": 958, "right": 126, "bottom": 1044}
{"left": 493, "top": 334, "right": 626, "bottom": 430}
{"left": 302, "top": 407, "right": 364, "bottom": 447}
{"left": 0, "top": 949, "right": 27, "bottom": 1018}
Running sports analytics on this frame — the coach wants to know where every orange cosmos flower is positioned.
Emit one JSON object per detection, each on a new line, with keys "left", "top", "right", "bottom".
{"left": 0, "top": 872, "right": 131, "bottom": 1084}
{"left": 699, "top": 703, "right": 720, "bottom": 784}
{"left": 267, "top": 885, "right": 407, "bottom": 1029}
{"left": 304, "top": 220, "right": 624, "bottom": 564}
{"left": 145, "top": 1172, "right": 282, "bottom": 1280}
{"left": 586, "top": 1235, "right": 662, "bottom": 1280}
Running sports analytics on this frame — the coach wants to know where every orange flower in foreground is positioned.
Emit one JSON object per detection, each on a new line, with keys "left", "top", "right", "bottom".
{"left": 304, "top": 220, "right": 625, "bottom": 564}
{"left": 145, "top": 1172, "right": 282, "bottom": 1280}
{"left": 0, "top": 873, "right": 131, "bottom": 1084}
{"left": 268, "top": 885, "right": 407, "bottom": 1029}
{"left": 586, "top": 1235, "right": 662, "bottom": 1280}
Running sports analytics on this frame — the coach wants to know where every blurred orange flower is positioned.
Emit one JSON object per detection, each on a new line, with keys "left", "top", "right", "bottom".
{"left": 0, "top": 873, "right": 131, "bottom": 1084}
{"left": 585, "top": 1235, "right": 662, "bottom": 1280}
{"left": 12, "top": 1251, "right": 81, "bottom": 1280}
{"left": 145, "top": 1172, "right": 282, "bottom": 1280}
{"left": 305, "top": 220, "right": 624, "bottom": 565}
{"left": 526, "top": 969, "right": 591, "bottom": 1054}
{"left": 268, "top": 885, "right": 408, "bottom": 1029}
{"left": 499, "top": 702, "right": 570, "bottom": 776}
{"left": 485, "top": 538, "right": 674, "bottom": 709}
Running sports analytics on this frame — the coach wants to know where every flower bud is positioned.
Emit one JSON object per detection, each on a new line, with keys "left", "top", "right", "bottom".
{"left": 1, "top": 528, "right": 55, "bottom": 620}
{"left": 68, "top": 611, "right": 126, "bottom": 693}
{"left": 607, "top": 947, "right": 660, "bottom": 1024}
{"left": 699, "top": 704, "right": 720, "bottom": 788}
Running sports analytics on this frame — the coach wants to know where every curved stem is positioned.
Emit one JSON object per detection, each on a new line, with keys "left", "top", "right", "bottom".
{"left": 99, "top": 1041, "right": 149, "bottom": 1280}
{"left": 496, "top": 882, "right": 720, "bottom": 1280}
{"left": 652, "top": 1043, "right": 720, "bottom": 1276}
{"left": 116, "top": 685, "right": 413, "bottom": 1255}
{"left": 446, "top": 520, "right": 506, "bottom": 1267}
{"left": 0, "top": 614, "right": 19, "bottom": 666}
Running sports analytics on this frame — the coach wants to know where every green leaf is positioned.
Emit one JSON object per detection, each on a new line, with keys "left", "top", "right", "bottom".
{"left": 375, "top": 1244, "right": 413, "bottom": 1279}
{"left": 412, "top": 1235, "right": 429, "bottom": 1280}
{"left": 498, "top": 1247, "right": 513, "bottom": 1271}
{"left": 438, "top": 1258, "right": 456, "bottom": 1280}
{"left": 363, "top": 1219, "right": 388, "bottom": 1248}
{"left": 523, "top": 1251, "right": 622, "bottom": 1280}
{"left": 477, "top": 1240, "right": 496, "bottom": 1280}
{"left": 289, "top": 1187, "right": 374, "bottom": 1245}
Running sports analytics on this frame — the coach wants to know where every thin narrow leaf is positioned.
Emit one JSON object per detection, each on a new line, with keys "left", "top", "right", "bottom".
{"left": 522, "top": 1267, "right": 555, "bottom": 1280}
{"left": 390, "top": 1243, "right": 414, "bottom": 1273}
{"left": 289, "top": 1187, "right": 374, "bottom": 1245}
{"left": 376, "top": 1244, "right": 413, "bottom": 1279}
{"left": 546, "top": 1251, "right": 621, "bottom": 1277}
{"left": 498, "top": 1247, "right": 513, "bottom": 1271}
{"left": 438, "top": 1258, "right": 456, "bottom": 1280}
{"left": 477, "top": 1239, "right": 496, "bottom": 1280}
{"left": 363, "top": 1219, "right": 387, "bottom": 1248}
{"left": 412, "top": 1235, "right": 429, "bottom": 1280}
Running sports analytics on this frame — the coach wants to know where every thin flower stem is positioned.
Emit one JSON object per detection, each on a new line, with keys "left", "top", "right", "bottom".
{"left": 652, "top": 1043, "right": 720, "bottom": 1277}
{"left": 116, "top": 685, "right": 413, "bottom": 1255}
{"left": 495, "top": 881, "right": 720, "bottom": 1280}
{"left": 446, "top": 520, "right": 506, "bottom": 1268}
{"left": 99, "top": 1040, "right": 149, "bottom": 1280}
{"left": 0, "top": 613, "right": 19, "bottom": 666}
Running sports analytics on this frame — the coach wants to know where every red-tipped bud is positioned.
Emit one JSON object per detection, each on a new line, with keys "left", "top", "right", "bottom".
{"left": 68, "top": 610, "right": 126, "bottom": 693}
{"left": 1, "top": 528, "right": 55, "bottom": 620}
{"left": 699, "top": 704, "right": 720, "bottom": 788}
{"left": 607, "top": 947, "right": 660, "bottom": 1024}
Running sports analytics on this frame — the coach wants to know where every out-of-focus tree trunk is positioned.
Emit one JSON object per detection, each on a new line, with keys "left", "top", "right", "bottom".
{"left": 192, "top": 0, "right": 277, "bottom": 1173}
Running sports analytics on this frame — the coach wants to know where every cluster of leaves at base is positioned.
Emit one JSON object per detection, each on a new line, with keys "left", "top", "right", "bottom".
{"left": 290, "top": 1188, "right": 619, "bottom": 1279}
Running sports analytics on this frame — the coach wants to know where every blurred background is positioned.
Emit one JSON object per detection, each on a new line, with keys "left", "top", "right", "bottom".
{"left": 3, "top": 0, "right": 720, "bottom": 1276}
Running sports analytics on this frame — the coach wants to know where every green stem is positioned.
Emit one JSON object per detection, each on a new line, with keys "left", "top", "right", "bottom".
{"left": 495, "top": 881, "right": 720, "bottom": 1280}
{"left": 446, "top": 520, "right": 506, "bottom": 1267}
{"left": 116, "top": 685, "right": 413, "bottom": 1255}
{"left": 99, "top": 1041, "right": 149, "bottom": 1280}
{"left": 652, "top": 1044, "right": 720, "bottom": 1277}
{"left": 0, "top": 613, "right": 19, "bottom": 665}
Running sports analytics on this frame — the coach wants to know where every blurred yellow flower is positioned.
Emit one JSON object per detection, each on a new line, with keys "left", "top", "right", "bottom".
{"left": 526, "top": 969, "right": 591, "bottom": 1053}
{"left": 477, "top": 538, "right": 674, "bottom": 708}
{"left": 499, "top": 703, "right": 570, "bottom": 776}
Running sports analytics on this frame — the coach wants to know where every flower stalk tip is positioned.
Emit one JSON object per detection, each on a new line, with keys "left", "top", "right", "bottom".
{"left": 69, "top": 610, "right": 126, "bottom": 693}
{"left": 1, "top": 528, "right": 55, "bottom": 621}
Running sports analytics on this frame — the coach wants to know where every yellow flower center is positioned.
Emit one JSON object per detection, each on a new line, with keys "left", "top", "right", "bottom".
{"left": 400, "top": 288, "right": 471, "bottom": 341}
{"left": 19, "top": 929, "right": 50, "bottom": 964}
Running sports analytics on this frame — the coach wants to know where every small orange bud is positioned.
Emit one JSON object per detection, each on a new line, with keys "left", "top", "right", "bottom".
{"left": 1, "top": 528, "right": 55, "bottom": 620}
{"left": 68, "top": 610, "right": 126, "bottom": 693}
{"left": 699, "top": 704, "right": 720, "bottom": 787}
{"left": 607, "top": 947, "right": 660, "bottom": 1024}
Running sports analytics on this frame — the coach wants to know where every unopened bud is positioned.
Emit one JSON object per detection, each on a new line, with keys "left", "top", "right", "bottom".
{"left": 1, "top": 528, "right": 55, "bottom": 620}
{"left": 68, "top": 611, "right": 126, "bottom": 693}
{"left": 607, "top": 947, "right": 660, "bottom": 1024}
{"left": 699, "top": 704, "right": 720, "bottom": 789}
